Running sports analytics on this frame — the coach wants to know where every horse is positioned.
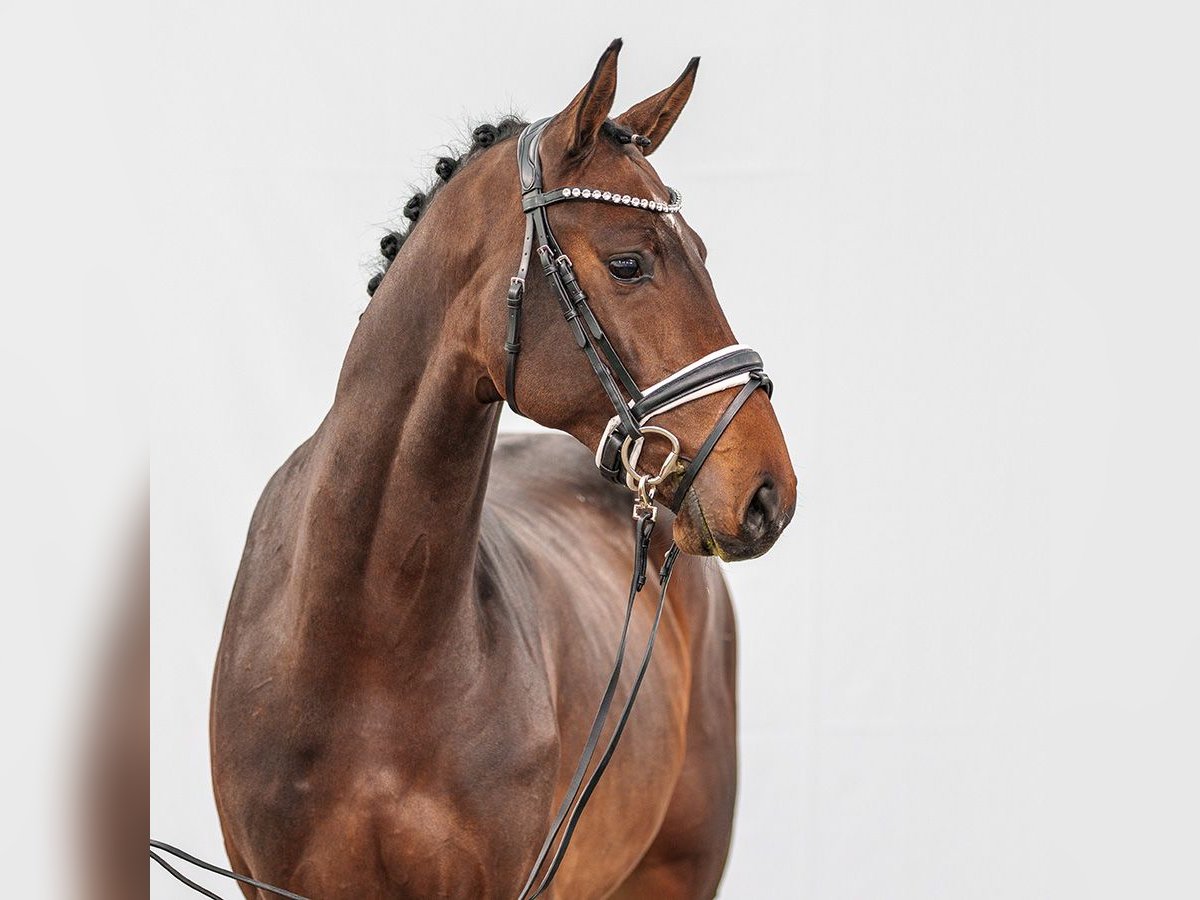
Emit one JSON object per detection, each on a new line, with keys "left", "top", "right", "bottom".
{"left": 210, "top": 39, "right": 796, "bottom": 899}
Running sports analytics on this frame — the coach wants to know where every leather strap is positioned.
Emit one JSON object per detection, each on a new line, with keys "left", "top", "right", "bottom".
{"left": 518, "top": 520, "right": 680, "bottom": 900}
{"left": 518, "top": 117, "right": 553, "bottom": 193}
{"left": 630, "top": 348, "right": 765, "bottom": 422}
{"left": 669, "top": 373, "right": 770, "bottom": 513}
{"left": 553, "top": 254, "right": 643, "bottom": 404}
{"left": 149, "top": 839, "right": 311, "bottom": 900}
{"left": 521, "top": 189, "right": 574, "bottom": 211}
{"left": 504, "top": 215, "right": 536, "bottom": 414}
{"left": 506, "top": 120, "right": 553, "bottom": 415}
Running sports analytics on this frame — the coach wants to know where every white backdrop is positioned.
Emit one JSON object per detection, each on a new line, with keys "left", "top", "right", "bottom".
{"left": 125, "top": 0, "right": 1200, "bottom": 897}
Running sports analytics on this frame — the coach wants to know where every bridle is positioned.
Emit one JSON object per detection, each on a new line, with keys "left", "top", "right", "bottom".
{"left": 504, "top": 117, "right": 773, "bottom": 899}
{"left": 149, "top": 116, "right": 775, "bottom": 900}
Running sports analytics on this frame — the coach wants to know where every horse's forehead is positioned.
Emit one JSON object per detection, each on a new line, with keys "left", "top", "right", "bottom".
{"left": 575, "top": 141, "right": 662, "bottom": 191}
{"left": 618, "top": 152, "right": 696, "bottom": 245}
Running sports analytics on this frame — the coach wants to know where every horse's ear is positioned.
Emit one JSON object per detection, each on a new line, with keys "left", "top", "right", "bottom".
{"left": 548, "top": 38, "right": 622, "bottom": 160}
{"left": 615, "top": 57, "right": 700, "bottom": 156}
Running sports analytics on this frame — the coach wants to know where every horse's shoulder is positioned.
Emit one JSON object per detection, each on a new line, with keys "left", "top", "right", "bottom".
{"left": 476, "top": 432, "right": 638, "bottom": 625}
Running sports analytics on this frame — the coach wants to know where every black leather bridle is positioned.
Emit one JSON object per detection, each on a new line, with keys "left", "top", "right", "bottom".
{"left": 504, "top": 117, "right": 772, "bottom": 514}
{"left": 150, "top": 117, "right": 776, "bottom": 900}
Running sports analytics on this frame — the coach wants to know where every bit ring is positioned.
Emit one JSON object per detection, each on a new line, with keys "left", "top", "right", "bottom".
{"left": 620, "top": 426, "right": 682, "bottom": 495}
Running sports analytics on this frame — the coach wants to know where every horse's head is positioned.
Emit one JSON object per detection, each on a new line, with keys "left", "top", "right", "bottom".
{"left": 478, "top": 41, "right": 796, "bottom": 560}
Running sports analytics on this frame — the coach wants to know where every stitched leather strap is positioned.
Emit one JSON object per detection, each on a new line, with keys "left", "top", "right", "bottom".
{"left": 518, "top": 117, "right": 553, "bottom": 193}
{"left": 630, "top": 348, "right": 765, "bottom": 422}
{"left": 555, "top": 259, "right": 643, "bottom": 404}
{"left": 594, "top": 347, "right": 771, "bottom": 482}
{"left": 505, "top": 215, "right": 536, "bottom": 414}
{"left": 669, "top": 373, "right": 770, "bottom": 512}
{"left": 506, "top": 120, "right": 552, "bottom": 414}
{"left": 521, "top": 189, "right": 573, "bottom": 211}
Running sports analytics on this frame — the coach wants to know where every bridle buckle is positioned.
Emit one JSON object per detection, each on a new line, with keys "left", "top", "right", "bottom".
{"left": 632, "top": 474, "right": 657, "bottom": 522}
{"left": 507, "top": 276, "right": 525, "bottom": 303}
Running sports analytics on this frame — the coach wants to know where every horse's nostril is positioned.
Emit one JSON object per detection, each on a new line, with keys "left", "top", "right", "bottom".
{"left": 744, "top": 478, "right": 780, "bottom": 540}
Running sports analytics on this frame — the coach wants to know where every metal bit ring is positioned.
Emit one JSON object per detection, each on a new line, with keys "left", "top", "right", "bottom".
{"left": 620, "top": 425, "right": 682, "bottom": 495}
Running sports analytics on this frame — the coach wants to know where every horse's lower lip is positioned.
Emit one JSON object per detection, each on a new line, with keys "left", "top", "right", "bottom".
{"left": 713, "top": 532, "right": 779, "bottom": 561}
{"left": 674, "top": 488, "right": 719, "bottom": 556}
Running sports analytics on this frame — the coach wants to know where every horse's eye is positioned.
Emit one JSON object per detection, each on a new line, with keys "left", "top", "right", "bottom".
{"left": 607, "top": 256, "right": 642, "bottom": 282}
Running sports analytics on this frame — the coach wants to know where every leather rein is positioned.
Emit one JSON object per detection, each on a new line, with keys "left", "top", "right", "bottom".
{"left": 150, "top": 117, "right": 773, "bottom": 900}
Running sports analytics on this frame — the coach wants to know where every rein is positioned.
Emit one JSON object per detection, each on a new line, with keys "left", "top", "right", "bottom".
{"left": 150, "top": 117, "right": 773, "bottom": 900}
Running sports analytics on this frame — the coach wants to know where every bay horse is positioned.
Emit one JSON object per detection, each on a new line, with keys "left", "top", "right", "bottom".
{"left": 211, "top": 40, "right": 796, "bottom": 899}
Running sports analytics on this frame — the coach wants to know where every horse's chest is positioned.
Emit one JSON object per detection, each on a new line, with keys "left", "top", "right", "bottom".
{"left": 321, "top": 632, "right": 688, "bottom": 896}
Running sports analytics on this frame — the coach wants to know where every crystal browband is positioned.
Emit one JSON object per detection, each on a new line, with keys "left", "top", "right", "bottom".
{"left": 521, "top": 186, "right": 683, "bottom": 214}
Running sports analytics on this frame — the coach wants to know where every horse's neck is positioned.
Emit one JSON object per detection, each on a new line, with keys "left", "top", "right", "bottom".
{"left": 292, "top": 234, "right": 498, "bottom": 654}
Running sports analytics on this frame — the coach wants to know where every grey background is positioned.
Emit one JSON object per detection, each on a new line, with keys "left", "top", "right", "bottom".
{"left": 63, "top": 0, "right": 1194, "bottom": 896}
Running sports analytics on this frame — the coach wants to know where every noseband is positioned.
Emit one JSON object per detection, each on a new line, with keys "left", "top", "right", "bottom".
{"left": 504, "top": 117, "right": 772, "bottom": 515}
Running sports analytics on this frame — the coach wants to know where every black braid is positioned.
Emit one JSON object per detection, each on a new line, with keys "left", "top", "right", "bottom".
{"left": 600, "top": 119, "right": 652, "bottom": 148}
{"left": 380, "top": 231, "right": 402, "bottom": 261}
{"left": 364, "top": 117, "right": 532, "bottom": 298}
{"left": 472, "top": 124, "right": 499, "bottom": 147}
{"left": 403, "top": 192, "right": 425, "bottom": 222}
